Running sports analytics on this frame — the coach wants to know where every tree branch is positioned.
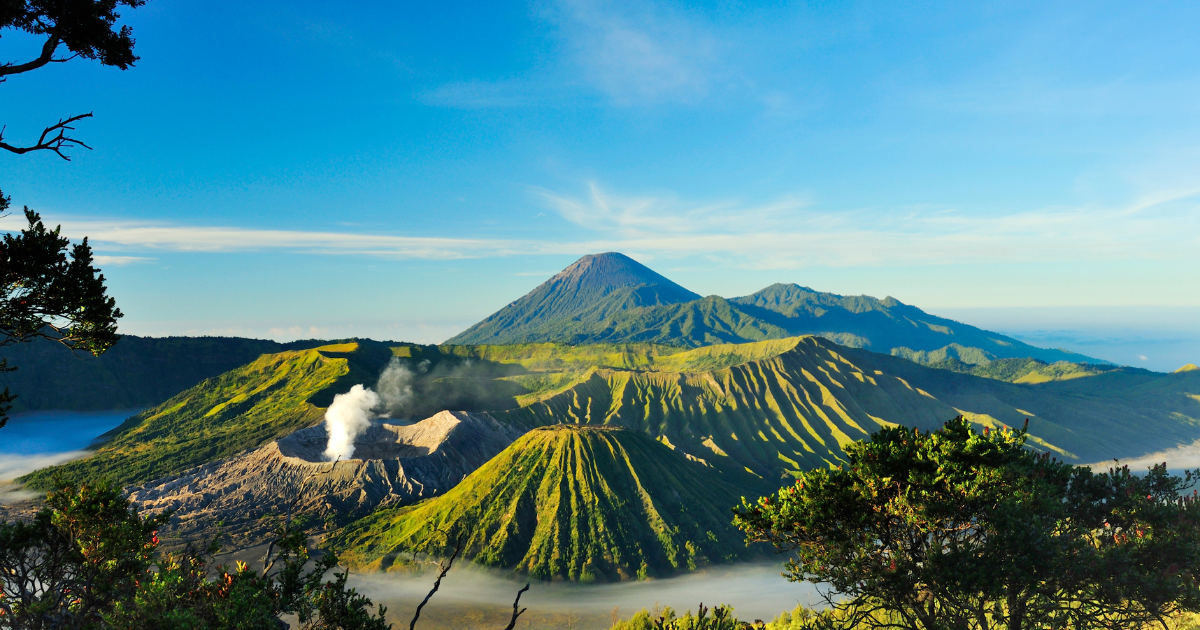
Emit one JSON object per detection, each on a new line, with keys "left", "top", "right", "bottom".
{"left": 409, "top": 534, "right": 465, "bottom": 630}
{"left": 0, "top": 113, "right": 94, "bottom": 160}
{"left": 502, "top": 583, "right": 530, "bottom": 630}
{"left": 0, "top": 33, "right": 62, "bottom": 78}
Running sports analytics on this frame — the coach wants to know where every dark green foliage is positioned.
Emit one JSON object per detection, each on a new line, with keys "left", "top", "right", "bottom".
{"left": 334, "top": 426, "right": 763, "bottom": 581}
{"left": 0, "top": 480, "right": 166, "bottom": 628}
{"left": 609, "top": 605, "right": 760, "bottom": 630}
{"left": 447, "top": 254, "right": 1098, "bottom": 366}
{"left": 0, "top": 199, "right": 122, "bottom": 427}
{"left": 734, "top": 417, "right": 1200, "bottom": 630}
{"left": 0, "top": 0, "right": 144, "bottom": 75}
{"left": 0, "top": 481, "right": 389, "bottom": 630}
{"left": 0, "top": 335, "right": 303, "bottom": 411}
{"left": 1, "top": 0, "right": 147, "bottom": 158}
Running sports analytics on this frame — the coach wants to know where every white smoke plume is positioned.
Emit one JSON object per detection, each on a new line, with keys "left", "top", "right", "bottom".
{"left": 322, "top": 384, "right": 381, "bottom": 462}
{"left": 376, "top": 357, "right": 430, "bottom": 417}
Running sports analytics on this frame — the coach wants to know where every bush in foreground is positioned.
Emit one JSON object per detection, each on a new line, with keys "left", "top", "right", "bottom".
{"left": 735, "top": 416, "right": 1200, "bottom": 630}
{"left": 0, "top": 481, "right": 387, "bottom": 630}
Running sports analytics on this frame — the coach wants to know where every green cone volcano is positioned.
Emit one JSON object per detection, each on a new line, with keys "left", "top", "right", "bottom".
{"left": 333, "top": 425, "right": 761, "bottom": 582}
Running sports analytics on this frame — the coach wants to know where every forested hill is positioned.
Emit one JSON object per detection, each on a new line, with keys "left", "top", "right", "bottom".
{"left": 0, "top": 335, "right": 328, "bottom": 411}
{"left": 446, "top": 253, "right": 1100, "bottom": 366}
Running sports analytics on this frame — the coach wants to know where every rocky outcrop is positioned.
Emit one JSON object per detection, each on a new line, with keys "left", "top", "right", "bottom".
{"left": 130, "top": 410, "right": 523, "bottom": 548}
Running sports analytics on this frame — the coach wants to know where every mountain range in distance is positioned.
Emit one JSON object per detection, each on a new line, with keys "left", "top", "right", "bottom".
{"left": 0, "top": 252, "right": 1131, "bottom": 416}
{"left": 448, "top": 252, "right": 1101, "bottom": 367}
{"left": 17, "top": 249, "right": 1200, "bottom": 583}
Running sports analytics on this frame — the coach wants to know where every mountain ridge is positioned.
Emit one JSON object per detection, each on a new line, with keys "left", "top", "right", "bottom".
{"left": 446, "top": 253, "right": 1100, "bottom": 366}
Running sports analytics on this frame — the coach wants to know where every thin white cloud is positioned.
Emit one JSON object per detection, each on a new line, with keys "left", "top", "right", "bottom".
{"left": 547, "top": 0, "right": 724, "bottom": 105}
{"left": 0, "top": 215, "right": 529, "bottom": 260}
{"left": 536, "top": 182, "right": 1200, "bottom": 269}
{"left": 4, "top": 182, "right": 1198, "bottom": 272}
{"left": 93, "top": 255, "right": 156, "bottom": 266}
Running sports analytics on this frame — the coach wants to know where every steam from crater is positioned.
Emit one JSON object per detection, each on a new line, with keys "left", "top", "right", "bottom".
{"left": 376, "top": 357, "right": 418, "bottom": 416}
{"left": 322, "top": 384, "right": 382, "bottom": 462}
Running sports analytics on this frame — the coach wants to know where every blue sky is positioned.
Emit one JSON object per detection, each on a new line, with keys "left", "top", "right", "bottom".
{"left": 1, "top": 0, "right": 1198, "bottom": 367}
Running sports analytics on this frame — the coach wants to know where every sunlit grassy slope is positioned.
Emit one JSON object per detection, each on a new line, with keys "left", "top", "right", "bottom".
{"left": 332, "top": 425, "right": 759, "bottom": 582}
{"left": 21, "top": 341, "right": 394, "bottom": 489}
{"left": 26, "top": 336, "right": 1200, "bottom": 491}
{"left": 384, "top": 336, "right": 1200, "bottom": 475}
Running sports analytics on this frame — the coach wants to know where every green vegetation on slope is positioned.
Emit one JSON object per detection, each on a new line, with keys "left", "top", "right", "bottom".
{"left": 0, "top": 335, "right": 326, "bottom": 411}
{"left": 333, "top": 425, "right": 760, "bottom": 582}
{"left": 839, "top": 346, "right": 1200, "bottom": 465}
{"left": 21, "top": 341, "right": 394, "bottom": 489}
{"left": 448, "top": 253, "right": 1100, "bottom": 365}
{"left": 891, "top": 344, "right": 1121, "bottom": 383}
{"left": 27, "top": 335, "right": 1200, "bottom": 495}
{"left": 493, "top": 337, "right": 965, "bottom": 479}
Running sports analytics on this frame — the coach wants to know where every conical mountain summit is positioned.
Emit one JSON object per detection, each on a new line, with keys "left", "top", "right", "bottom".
{"left": 448, "top": 252, "right": 700, "bottom": 344}
{"left": 447, "top": 253, "right": 1099, "bottom": 365}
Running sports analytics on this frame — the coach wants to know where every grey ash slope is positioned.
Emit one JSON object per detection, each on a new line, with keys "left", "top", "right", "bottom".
{"left": 130, "top": 410, "right": 522, "bottom": 550}
{"left": 447, "top": 253, "right": 1097, "bottom": 364}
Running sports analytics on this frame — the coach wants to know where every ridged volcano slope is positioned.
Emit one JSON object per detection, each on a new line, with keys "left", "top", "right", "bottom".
{"left": 333, "top": 425, "right": 759, "bottom": 582}
{"left": 494, "top": 336, "right": 959, "bottom": 478}
{"left": 492, "top": 336, "right": 1200, "bottom": 475}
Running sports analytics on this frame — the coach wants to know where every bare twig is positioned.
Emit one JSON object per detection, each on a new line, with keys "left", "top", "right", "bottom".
{"left": 0, "top": 113, "right": 93, "bottom": 160}
{"left": 409, "top": 534, "right": 465, "bottom": 630}
{"left": 502, "top": 583, "right": 530, "bottom": 630}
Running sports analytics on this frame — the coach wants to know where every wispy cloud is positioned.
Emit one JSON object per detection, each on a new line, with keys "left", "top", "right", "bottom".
{"left": 549, "top": 0, "right": 729, "bottom": 105}
{"left": 0, "top": 216, "right": 530, "bottom": 260}
{"left": 536, "top": 182, "right": 1200, "bottom": 269}
{"left": 93, "top": 255, "right": 157, "bottom": 266}
{"left": 6, "top": 182, "right": 1198, "bottom": 272}
{"left": 421, "top": 0, "right": 728, "bottom": 109}
{"left": 547, "top": 0, "right": 724, "bottom": 105}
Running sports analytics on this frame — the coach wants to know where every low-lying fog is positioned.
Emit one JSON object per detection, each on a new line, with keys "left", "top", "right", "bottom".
{"left": 1092, "top": 438, "right": 1200, "bottom": 477}
{"left": 350, "top": 561, "right": 821, "bottom": 630}
{"left": 0, "top": 409, "right": 138, "bottom": 485}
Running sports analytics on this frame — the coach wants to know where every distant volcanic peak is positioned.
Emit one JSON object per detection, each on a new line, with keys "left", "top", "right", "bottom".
{"left": 552, "top": 252, "right": 700, "bottom": 299}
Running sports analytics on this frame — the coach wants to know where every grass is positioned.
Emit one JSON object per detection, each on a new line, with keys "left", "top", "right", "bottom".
{"left": 332, "top": 425, "right": 762, "bottom": 581}
{"left": 21, "top": 342, "right": 386, "bottom": 489}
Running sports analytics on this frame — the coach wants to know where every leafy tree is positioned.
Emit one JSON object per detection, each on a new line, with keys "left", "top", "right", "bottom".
{"left": 0, "top": 481, "right": 390, "bottom": 629}
{"left": 0, "top": 189, "right": 121, "bottom": 427}
{"left": 734, "top": 417, "right": 1200, "bottom": 630}
{"left": 607, "top": 604, "right": 761, "bottom": 630}
{"left": 1, "top": 0, "right": 145, "bottom": 159}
